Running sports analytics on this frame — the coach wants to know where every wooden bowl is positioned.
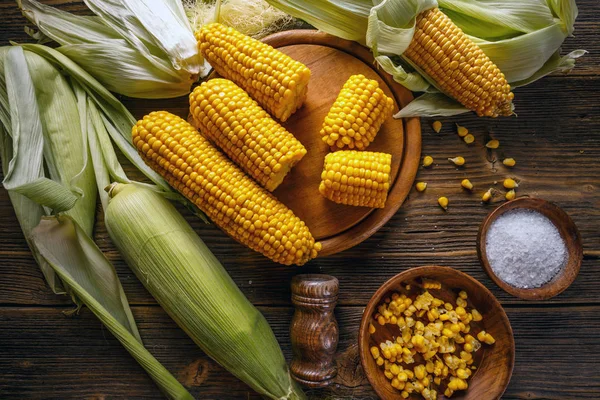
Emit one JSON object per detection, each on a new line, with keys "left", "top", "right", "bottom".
{"left": 477, "top": 198, "right": 583, "bottom": 300}
{"left": 209, "top": 30, "right": 422, "bottom": 257}
{"left": 358, "top": 266, "right": 514, "bottom": 400}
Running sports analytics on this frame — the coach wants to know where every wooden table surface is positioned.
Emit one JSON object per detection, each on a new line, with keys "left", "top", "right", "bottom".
{"left": 1, "top": 1, "right": 599, "bottom": 399}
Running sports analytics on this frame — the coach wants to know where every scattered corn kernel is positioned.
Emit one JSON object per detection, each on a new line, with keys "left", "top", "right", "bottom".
{"left": 486, "top": 139, "right": 500, "bottom": 149}
{"left": 416, "top": 182, "right": 428, "bottom": 192}
{"left": 371, "top": 346, "right": 380, "bottom": 359}
{"left": 432, "top": 120, "right": 442, "bottom": 133}
{"left": 503, "top": 178, "right": 519, "bottom": 189}
{"left": 461, "top": 179, "right": 474, "bottom": 190}
{"left": 423, "top": 155, "right": 434, "bottom": 167}
{"left": 456, "top": 124, "right": 468, "bottom": 137}
{"left": 438, "top": 196, "right": 449, "bottom": 211}
{"left": 505, "top": 189, "right": 516, "bottom": 201}
{"left": 423, "top": 279, "right": 442, "bottom": 290}
{"left": 369, "top": 323, "right": 376, "bottom": 334}
{"left": 482, "top": 188, "right": 493, "bottom": 202}
{"left": 464, "top": 134, "right": 475, "bottom": 144}
{"left": 503, "top": 158, "right": 516, "bottom": 167}
{"left": 471, "top": 309, "right": 483, "bottom": 321}
{"left": 459, "top": 291, "right": 468, "bottom": 300}
{"left": 448, "top": 156, "right": 465, "bottom": 166}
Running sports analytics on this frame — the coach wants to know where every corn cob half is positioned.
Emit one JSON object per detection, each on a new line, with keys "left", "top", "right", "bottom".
{"left": 190, "top": 78, "right": 306, "bottom": 191}
{"left": 197, "top": 23, "right": 310, "bottom": 122}
{"left": 132, "top": 111, "right": 321, "bottom": 266}
{"left": 404, "top": 8, "right": 514, "bottom": 117}
{"left": 321, "top": 74, "right": 394, "bottom": 150}
{"left": 319, "top": 151, "right": 392, "bottom": 208}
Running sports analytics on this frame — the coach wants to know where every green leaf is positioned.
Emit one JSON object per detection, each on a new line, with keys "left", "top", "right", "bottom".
{"left": 31, "top": 216, "right": 195, "bottom": 400}
{"left": 395, "top": 93, "right": 469, "bottom": 118}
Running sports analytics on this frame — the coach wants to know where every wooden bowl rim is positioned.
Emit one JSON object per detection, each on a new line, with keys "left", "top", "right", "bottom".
{"left": 358, "top": 266, "right": 515, "bottom": 400}
{"left": 261, "top": 30, "right": 422, "bottom": 257}
{"left": 477, "top": 197, "right": 583, "bottom": 301}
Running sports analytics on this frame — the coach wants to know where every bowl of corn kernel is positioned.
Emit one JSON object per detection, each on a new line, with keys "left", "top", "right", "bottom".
{"left": 359, "top": 266, "right": 514, "bottom": 400}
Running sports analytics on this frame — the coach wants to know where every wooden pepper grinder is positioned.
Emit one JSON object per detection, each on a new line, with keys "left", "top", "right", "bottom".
{"left": 290, "top": 274, "right": 339, "bottom": 388}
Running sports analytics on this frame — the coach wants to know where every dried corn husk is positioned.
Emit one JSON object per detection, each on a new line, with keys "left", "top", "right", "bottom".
{"left": 104, "top": 183, "right": 305, "bottom": 400}
{"left": 265, "top": 0, "right": 585, "bottom": 117}
{"left": 0, "top": 46, "right": 194, "bottom": 398}
{"left": 18, "top": 0, "right": 207, "bottom": 98}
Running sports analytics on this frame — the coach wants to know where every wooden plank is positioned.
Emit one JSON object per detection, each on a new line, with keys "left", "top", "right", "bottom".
{"left": 1, "top": 305, "right": 599, "bottom": 399}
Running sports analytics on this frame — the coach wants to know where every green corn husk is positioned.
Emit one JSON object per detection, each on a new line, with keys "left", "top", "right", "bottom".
{"left": 1, "top": 46, "right": 194, "bottom": 399}
{"left": 18, "top": 0, "right": 207, "bottom": 98}
{"left": 104, "top": 183, "right": 305, "bottom": 400}
{"left": 265, "top": 0, "right": 586, "bottom": 117}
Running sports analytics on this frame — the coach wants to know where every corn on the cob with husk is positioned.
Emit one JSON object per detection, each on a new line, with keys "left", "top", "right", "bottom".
{"left": 132, "top": 111, "right": 321, "bottom": 265}
{"left": 320, "top": 74, "right": 394, "bottom": 150}
{"left": 189, "top": 78, "right": 306, "bottom": 191}
{"left": 196, "top": 22, "right": 310, "bottom": 121}
{"left": 319, "top": 150, "right": 392, "bottom": 208}
{"left": 404, "top": 8, "right": 514, "bottom": 117}
{"left": 104, "top": 183, "right": 305, "bottom": 400}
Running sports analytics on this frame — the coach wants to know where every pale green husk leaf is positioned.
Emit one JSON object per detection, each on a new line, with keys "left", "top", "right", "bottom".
{"left": 1, "top": 46, "right": 195, "bottom": 398}
{"left": 105, "top": 183, "right": 305, "bottom": 400}
{"left": 266, "top": 0, "right": 584, "bottom": 117}
{"left": 18, "top": 0, "right": 205, "bottom": 98}
{"left": 30, "top": 216, "right": 194, "bottom": 400}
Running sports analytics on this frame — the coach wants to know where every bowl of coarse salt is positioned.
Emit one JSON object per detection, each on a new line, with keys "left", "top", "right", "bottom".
{"left": 477, "top": 198, "right": 583, "bottom": 300}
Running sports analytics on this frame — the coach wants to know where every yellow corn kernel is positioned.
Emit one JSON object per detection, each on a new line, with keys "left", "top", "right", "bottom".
{"left": 391, "top": 378, "right": 404, "bottom": 390}
{"left": 423, "top": 155, "right": 434, "bottom": 167}
{"left": 482, "top": 188, "right": 493, "bottom": 202}
{"left": 505, "top": 189, "right": 516, "bottom": 201}
{"left": 486, "top": 139, "right": 500, "bottom": 149}
{"left": 319, "top": 150, "right": 392, "bottom": 208}
{"left": 320, "top": 74, "right": 394, "bottom": 150}
{"left": 376, "top": 357, "right": 384, "bottom": 366}
{"left": 477, "top": 330, "right": 487, "bottom": 342}
{"left": 461, "top": 179, "right": 474, "bottom": 190}
{"left": 132, "top": 111, "right": 320, "bottom": 266}
{"left": 438, "top": 196, "right": 449, "bottom": 210}
{"left": 405, "top": 8, "right": 514, "bottom": 117}
{"left": 464, "top": 134, "right": 475, "bottom": 144}
{"left": 456, "top": 124, "right": 469, "bottom": 137}
{"left": 444, "top": 388, "right": 454, "bottom": 397}
{"left": 455, "top": 306, "right": 466, "bottom": 317}
{"left": 503, "top": 158, "right": 516, "bottom": 167}
{"left": 463, "top": 343, "right": 473, "bottom": 353}
{"left": 448, "top": 156, "right": 465, "bottom": 166}
{"left": 422, "top": 278, "right": 442, "bottom": 289}
{"left": 189, "top": 79, "right": 307, "bottom": 192}
{"left": 369, "top": 323, "right": 376, "bottom": 334}
{"left": 401, "top": 390, "right": 409, "bottom": 398}
{"left": 459, "top": 291, "right": 468, "bottom": 299}
{"left": 390, "top": 363, "right": 402, "bottom": 375}
{"left": 456, "top": 297, "right": 467, "bottom": 308}
{"left": 416, "top": 182, "right": 428, "bottom": 192}
{"left": 398, "top": 372, "right": 408, "bottom": 382}
{"left": 370, "top": 346, "right": 380, "bottom": 359}
{"left": 460, "top": 351, "right": 472, "bottom": 361}
{"left": 384, "top": 370, "right": 394, "bottom": 380}
{"left": 444, "top": 303, "right": 454, "bottom": 311}
{"left": 442, "top": 328, "right": 455, "bottom": 338}
{"left": 439, "top": 313, "right": 450, "bottom": 322}
{"left": 423, "top": 350, "right": 437, "bottom": 360}
{"left": 434, "top": 377, "right": 441, "bottom": 385}
{"left": 503, "top": 178, "right": 519, "bottom": 189}
{"left": 196, "top": 23, "right": 310, "bottom": 122}
{"left": 377, "top": 315, "right": 386, "bottom": 325}
{"left": 433, "top": 120, "right": 442, "bottom": 133}
{"left": 471, "top": 309, "right": 483, "bottom": 321}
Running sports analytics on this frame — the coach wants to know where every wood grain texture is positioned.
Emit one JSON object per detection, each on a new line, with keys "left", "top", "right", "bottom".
{"left": 1, "top": 0, "right": 600, "bottom": 399}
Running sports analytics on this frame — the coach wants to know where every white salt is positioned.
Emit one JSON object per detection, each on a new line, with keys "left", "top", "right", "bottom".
{"left": 485, "top": 209, "right": 567, "bottom": 289}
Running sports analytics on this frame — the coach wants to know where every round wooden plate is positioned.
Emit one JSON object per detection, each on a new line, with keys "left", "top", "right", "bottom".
{"left": 211, "top": 31, "right": 421, "bottom": 257}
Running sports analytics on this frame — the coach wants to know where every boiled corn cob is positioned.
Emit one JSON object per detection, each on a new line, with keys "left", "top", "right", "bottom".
{"left": 196, "top": 23, "right": 310, "bottom": 122}
{"left": 320, "top": 74, "right": 394, "bottom": 150}
{"left": 319, "top": 151, "right": 392, "bottom": 208}
{"left": 189, "top": 78, "right": 306, "bottom": 191}
{"left": 404, "top": 8, "right": 514, "bottom": 117}
{"left": 132, "top": 111, "right": 321, "bottom": 266}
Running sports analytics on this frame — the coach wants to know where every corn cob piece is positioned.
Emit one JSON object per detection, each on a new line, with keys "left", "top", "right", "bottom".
{"left": 132, "top": 111, "right": 321, "bottom": 266}
{"left": 404, "top": 8, "right": 514, "bottom": 117}
{"left": 319, "top": 151, "right": 392, "bottom": 208}
{"left": 196, "top": 23, "right": 310, "bottom": 122}
{"left": 320, "top": 74, "right": 394, "bottom": 150}
{"left": 189, "top": 79, "right": 306, "bottom": 191}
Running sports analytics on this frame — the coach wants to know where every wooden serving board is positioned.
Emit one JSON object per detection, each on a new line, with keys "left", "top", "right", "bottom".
{"left": 211, "top": 30, "right": 421, "bottom": 257}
